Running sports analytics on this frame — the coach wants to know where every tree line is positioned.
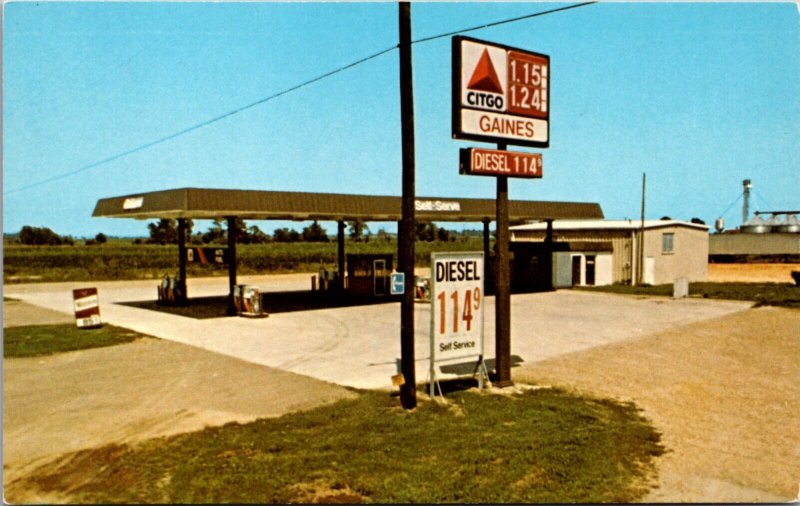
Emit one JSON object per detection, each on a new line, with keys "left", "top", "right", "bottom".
{"left": 143, "top": 219, "right": 458, "bottom": 245}
{"left": 7, "top": 220, "right": 465, "bottom": 246}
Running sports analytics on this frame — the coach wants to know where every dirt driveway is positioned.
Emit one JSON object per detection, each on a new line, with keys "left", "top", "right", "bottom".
{"left": 3, "top": 302, "right": 356, "bottom": 503}
{"left": 515, "top": 305, "right": 800, "bottom": 502}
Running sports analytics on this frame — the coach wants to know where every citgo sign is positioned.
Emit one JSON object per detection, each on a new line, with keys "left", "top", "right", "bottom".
{"left": 452, "top": 36, "right": 550, "bottom": 147}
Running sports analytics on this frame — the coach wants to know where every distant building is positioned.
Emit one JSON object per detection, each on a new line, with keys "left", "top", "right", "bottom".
{"left": 510, "top": 219, "right": 709, "bottom": 288}
{"left": 710, "top": 212, "right": 800, "bottom": 262}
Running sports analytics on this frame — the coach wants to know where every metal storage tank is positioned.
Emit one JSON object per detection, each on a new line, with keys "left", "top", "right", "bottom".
{"left": 741, "top": 215, "right": 771, "bottom": 234}
{"left": 765, "top": 214, "right": 783, "bottom": 232}
{"left": 776, "top": 214, "right": 800, "bottom": 234}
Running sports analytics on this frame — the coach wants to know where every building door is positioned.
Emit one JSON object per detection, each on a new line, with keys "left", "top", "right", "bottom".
{"left": 374, "top": 259, "right": 386, "bottom": 296}
{"left": 586, "top": 256, "right": 596, "bottom": 286}
{"left": 571, "top": 256, "right": 582, "bottom": 286}
{"left": 644, "top": 257, "right": 655, "bottom": 285}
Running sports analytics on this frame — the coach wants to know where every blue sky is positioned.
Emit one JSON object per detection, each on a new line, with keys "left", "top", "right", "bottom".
{"left": 3, "top": 2, "right": 799, "bottom": 238}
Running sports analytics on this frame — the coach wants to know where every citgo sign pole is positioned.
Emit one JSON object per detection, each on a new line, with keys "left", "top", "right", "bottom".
{"left": 429, "top": 252, "right": 487, "bottom": 397}
{"left": 452, "top": 36, "right": 550, "bottom": 387}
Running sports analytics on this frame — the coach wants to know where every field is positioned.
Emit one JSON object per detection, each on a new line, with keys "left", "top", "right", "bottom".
{"left": 3, "top": 238, "right": 488, "bottom": 283}
{"left": 708, "top": 262, "right": 799, "bottom": 283}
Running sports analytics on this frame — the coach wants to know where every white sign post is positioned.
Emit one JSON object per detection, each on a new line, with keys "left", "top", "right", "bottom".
{"left": 429, "top": 252, "right": 487, "bottom": 398}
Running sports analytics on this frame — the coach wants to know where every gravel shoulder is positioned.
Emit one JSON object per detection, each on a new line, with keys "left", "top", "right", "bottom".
{"left": 515, "top": 305, "right": 800, "bottom": 502}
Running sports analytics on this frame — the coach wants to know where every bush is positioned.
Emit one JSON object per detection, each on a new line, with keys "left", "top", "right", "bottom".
{"left": 18, "top": 226, "right": 69, "bottom": 246}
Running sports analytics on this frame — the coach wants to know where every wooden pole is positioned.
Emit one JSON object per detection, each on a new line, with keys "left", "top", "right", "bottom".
{"left": 494, "top": 142, "right": 513, "bottom": 387}
{"left": 398, "top": 1, "right": 416, "bottom": 409}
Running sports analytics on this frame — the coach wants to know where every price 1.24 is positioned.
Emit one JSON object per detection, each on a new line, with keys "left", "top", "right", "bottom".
{"left": 436, "top": 287, "right": 481, "bottom": 334}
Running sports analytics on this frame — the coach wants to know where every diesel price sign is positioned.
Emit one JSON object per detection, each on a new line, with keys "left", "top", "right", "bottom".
{"left": 460, "top": 147, "right": 542, "bottom": 178}
{"left": 430, "top": 252, "right": 485, "bottom": 365}
{"left": 453, "top": 36, "right": 550, "bottom": 147}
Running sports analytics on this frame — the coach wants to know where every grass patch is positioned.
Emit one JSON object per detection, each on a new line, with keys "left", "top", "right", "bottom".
{"left": 3, "top": 323, "right": 150, "bottom": 358}
{"left": 579, "top": 282, "right": 800, "bottom": 308}
{"left": 25, "top": 388, "right": 665, "bottom": 504}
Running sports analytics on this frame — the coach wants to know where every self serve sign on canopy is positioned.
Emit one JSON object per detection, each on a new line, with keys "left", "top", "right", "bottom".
{"left": 453, "top": 36, "right": 550, "bottom": 147}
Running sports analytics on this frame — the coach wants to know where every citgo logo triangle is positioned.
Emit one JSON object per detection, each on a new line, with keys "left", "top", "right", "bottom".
{"left": 467, "top": 49, "right": 503, "bottom": 94}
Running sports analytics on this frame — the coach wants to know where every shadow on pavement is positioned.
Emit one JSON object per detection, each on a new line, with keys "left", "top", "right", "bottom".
{"left": 121, "top": 290, "right": 403, "bottom": 319}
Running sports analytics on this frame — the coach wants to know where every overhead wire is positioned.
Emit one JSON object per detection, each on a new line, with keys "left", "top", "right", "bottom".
{"left": 752, "top": 188, "right": 773, "bottom": 212}
{"left": 4, "top": 2, "right": 596, "bottom": 196}
{"left": 716, "top": 193, "right": 742, "bottom": 220}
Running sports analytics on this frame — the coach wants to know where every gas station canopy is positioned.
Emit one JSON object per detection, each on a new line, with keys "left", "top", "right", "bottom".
{"left": 92, "top": 187, "right": 603, "bottom": 223}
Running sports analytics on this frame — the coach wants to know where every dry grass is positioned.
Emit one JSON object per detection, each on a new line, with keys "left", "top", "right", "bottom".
{"left": 708, "top": 263, "right": 799, "bottom": 283}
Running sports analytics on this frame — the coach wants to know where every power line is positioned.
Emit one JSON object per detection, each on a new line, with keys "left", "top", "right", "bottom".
{"left": 717, "top": 192, "right": 742, "bottom": 219}
{"left": 752, "top": 188, "right": 773, "bottom": 212}
{"left": 413, "top": 2, "right": 596, "bottom": 44}
{"left": 4, "top": 45, "right": 398, "bottom": 196}
{"left": 4, "top": 2, "right": 596, "bottom": 196}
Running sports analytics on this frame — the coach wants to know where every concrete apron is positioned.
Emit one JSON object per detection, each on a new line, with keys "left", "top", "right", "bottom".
{"left": 4, "top": 276, "right": 752, "bottom": 390}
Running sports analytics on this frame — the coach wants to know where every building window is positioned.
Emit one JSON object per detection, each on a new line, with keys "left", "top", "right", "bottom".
{"left": 662, "top": 233, "right": 674, "bottom": 254}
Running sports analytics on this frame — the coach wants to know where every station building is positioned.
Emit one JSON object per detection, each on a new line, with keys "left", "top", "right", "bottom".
{"left": 510, "top": 219, "right": 709, "bottom": 287}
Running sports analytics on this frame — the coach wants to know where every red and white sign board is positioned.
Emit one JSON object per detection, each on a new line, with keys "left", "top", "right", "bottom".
{"left": 460, "top": 148, "right": 542, "bottom": 178}
{"left": 453, "top": 36, "right": 550, "bottom": 147}
{"left": 430, "top": 252, "right": 485, "bottom": 364}
{"left": 72, "top": 287, "right": 102, "bottom": 328}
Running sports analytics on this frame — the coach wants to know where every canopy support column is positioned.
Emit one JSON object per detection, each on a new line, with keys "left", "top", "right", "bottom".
{"left": 337, "top": 221, "right": 346, "bottom": 291}
{"left": 545, "top": 218, "right": 554, "bottom": 290}
{"left": 177, "top": 218, "right": 188, "bottom": 305}
{"left": 226, "top": 217, "right": 238, "bottom": 316}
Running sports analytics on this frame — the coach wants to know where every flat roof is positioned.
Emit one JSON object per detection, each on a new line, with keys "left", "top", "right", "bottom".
{"left": 511, "top": 219, "right": 709, "bottom": 232}
{"left": 93, "top": 187, "right": 604, "bottom": 223}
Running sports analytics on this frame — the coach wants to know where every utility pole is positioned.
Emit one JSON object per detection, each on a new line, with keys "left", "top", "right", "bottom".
{"left": 494, "top": 142, "right": 513, "bottom": 387}
{"left": 398, "top": 1, "right": 416, "bottom": 409}
{"left": 638, "top": 173, "right": 646, "bottom": 286}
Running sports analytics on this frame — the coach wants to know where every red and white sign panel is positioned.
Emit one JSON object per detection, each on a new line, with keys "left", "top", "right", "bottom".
{"left": 453, "top": 36, "right": 550, "bottom": 147}
{"left": 460, "top": 148, "right": 542, "bottom": 178}
{"left": 430, "top": 252, "right": 485, "bottom": 364}
{"left": 72, "top": 287, "right": 102, "bottom": 328}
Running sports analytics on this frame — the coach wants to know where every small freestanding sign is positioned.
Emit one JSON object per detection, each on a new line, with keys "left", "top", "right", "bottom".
{"left": 460, "top": 147, "right": 542, "bottom": 178}
{"left": 429, "top": 252, "right": 487, "bottom": 396}
{"left": 72, "top": 287, "right": 102, "bottom": 329}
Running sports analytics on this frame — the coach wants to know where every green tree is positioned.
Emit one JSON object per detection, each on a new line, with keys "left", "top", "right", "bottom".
{"left": 147, "top": 219, "right": 178, "bottom": 244}
{"left": 302, "top": 221, "right": 329, "bottom": 242}
{"left": 95, "top": 232, "right": 108, "bottom": 244}
{"left": 348, "top": 220, "right": 369, "bottom": 242}
{"left": 246, "top": 225, "right": 270, "bottom": 244}
{"left": 273, "top": 227, "right": 300, "bottom": 243}
{"left": 201, "top": 219, "right": 226, "bottom": 244}
{"left": 19, "top": 225, "right": 67, "bottom": 245}
{"left": 415, "top": 222, "right": 436, "bottom": 242}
